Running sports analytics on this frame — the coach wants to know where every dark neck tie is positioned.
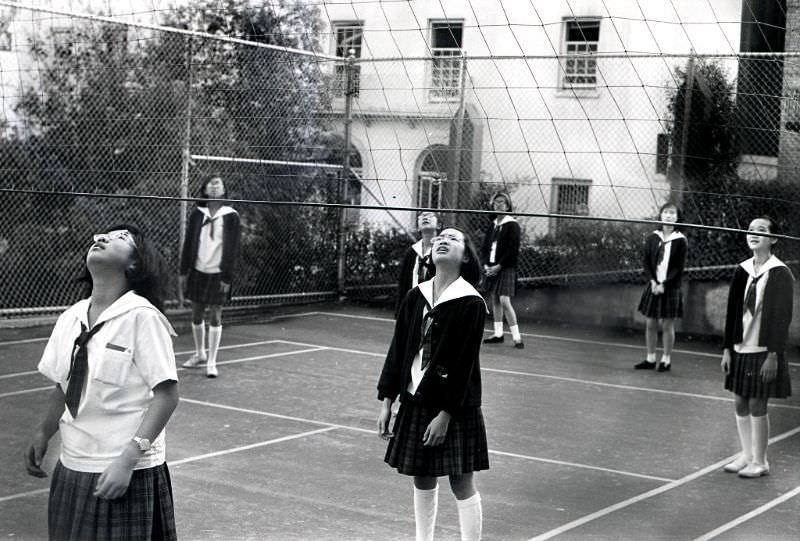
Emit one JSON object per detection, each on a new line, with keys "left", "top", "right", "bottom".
{"left": 745, "top": 274, "right": 762, "bottom": 316}
{"left": 203, "top": 216, "right": 215, "bottom": 239}
{"left": 420, "top": 305, "right": 437, "bottom": 370}
{"left": 65, "top": 321, "right": 106, "bottom": 418}
{"left": 417, "top": 254, "right": 429, "bottom": 285}
{"left": 656, "top": 241, "right": 666, "bottom": 266}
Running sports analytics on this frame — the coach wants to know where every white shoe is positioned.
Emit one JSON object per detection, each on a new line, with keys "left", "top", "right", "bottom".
{"left": 182, "top": 354, "right": 206, "bottom": 368}
{"left": 723, "top": 456, "right": 750, "bottom": 473}
{"left": 738, "top": 462, "right": 769, "bottom": 478}
{"left": 206, "top": 362, "right": 218, "bottom": 378}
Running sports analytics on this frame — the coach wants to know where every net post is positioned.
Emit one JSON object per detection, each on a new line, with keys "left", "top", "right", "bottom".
{"left": 337, "top": 49, "right": 356, "bottom": 299}
{"left": 178, "top": 35, "right": 193, "bottom": 294}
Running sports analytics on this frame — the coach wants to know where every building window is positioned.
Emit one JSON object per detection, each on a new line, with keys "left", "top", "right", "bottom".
{"left": 655, "top": 133, "right": 669, "bottom": 174}
{"left": 429, "top": 21, "right": 463, "bottom": 101}
{"left": 416, "top": 146, "right": 448, "bottom": 208}
{"left": 562, "top": 18, "right": 600, "bottom": 88}
{"left": 551, "top": 178, "right": 591, "bottom": 233}
{"left": 332, "top": 22, "right": 363, "bottom": 97}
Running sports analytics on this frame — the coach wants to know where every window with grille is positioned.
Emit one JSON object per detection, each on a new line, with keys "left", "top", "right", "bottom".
{"left": 429, "top": 21, "right": 463, "bottom": 101}
{"left": 551, "top": 178, "right": 591, "bottom": 234}
{"left": 332, "top": 22, "right": 363, "bottom": 97}
{"left": 562, "top": 19, "right": 599, "bottom": 88}
{"left": 416, "top": 147, "right": 448, "bottom": 208}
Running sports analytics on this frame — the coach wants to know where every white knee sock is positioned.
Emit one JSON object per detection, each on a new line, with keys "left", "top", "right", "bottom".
{"left": 660, "top": 355, "right": 671, "bottom": 366}
{"left": 646, "top": 352, "right": 656, "bottom": 363}
{"left": 413, "top": 485, "right": 439, "bottom": 541}
{"left": 192, "top": 322, "right": 206, "bottom": 359}
{"left": 751, "top": 414, "right": 770, "bottom": 465}
{"left": 735, "top": 414, "right": 753, "bottom": 462}
{"left": 207, "top": 325, "right": 222, "bottom": 366}
{"left": 510, "top": 325, "right": 521, "bottom": 342}
{"left": 456, "top": 492, "right": 482, "bottom": 541}
{"left": 493, "top": 322, "right": 503, "bottom": 337}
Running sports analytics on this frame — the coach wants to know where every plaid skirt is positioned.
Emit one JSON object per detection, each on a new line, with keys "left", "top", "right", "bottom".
{"left": 385, "top": 394, "right": 490, "bottom": 477}
{"left": 724, "top": 351, "right": 792, "bottom": 399}
{"left": 48, "top": 461, "right": 177, "bottom": 541}
{"left": 637, "top": 284, "right": 683, "bottom": 319}
{"left": 484, "top": 267, "right": 517, "bottom": 297}
{"left": 185, "top": 268, "right": 231, "bottom": 305}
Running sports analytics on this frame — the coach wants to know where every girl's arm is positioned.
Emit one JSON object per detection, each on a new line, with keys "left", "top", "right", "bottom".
{"left": 496, "top": 222, "right": 521, "bottom": 268}
{"left": 179, "top": 210, "right": 197, "bottom": 276}
{"left": 24, "top": 385, "right": 66, "bottom": 477}
{"left": 641, "top": 235, "right": 657, "bottom": 282}
{"left": 93, "top": 380, "right": 179, "bottom": 500}
{"left": 220, "top": 212, "right": 241, "bottom": 284}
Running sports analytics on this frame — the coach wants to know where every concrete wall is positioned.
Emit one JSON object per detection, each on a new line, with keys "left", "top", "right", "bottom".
{"left": 512, "top": 279, "right": 800, "bottom": 346}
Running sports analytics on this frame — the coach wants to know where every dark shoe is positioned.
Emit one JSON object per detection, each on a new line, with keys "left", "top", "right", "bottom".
{"left": 513, "top": 341, "right": 525, "bottom": 349}
{"left": 483, "top": 335, "right": 504, "bottom": 344}
{"left": 657, "top": 362, "right": 671, "bottom": 372}
{"left": 634, "top": 360, "right": 656, "bottom": 370}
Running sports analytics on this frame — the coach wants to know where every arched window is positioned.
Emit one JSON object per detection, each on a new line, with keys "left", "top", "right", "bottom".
{"left": 416, "top": 146, "right": 448, "bottom": 209}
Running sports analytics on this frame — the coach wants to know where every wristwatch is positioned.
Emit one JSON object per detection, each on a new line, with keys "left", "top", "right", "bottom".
{"left": 132, "top": 436, "right": 151, "bottom": 451}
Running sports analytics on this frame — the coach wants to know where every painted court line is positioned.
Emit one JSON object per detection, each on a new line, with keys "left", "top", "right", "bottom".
{"left": 691, "top": 485, "right": 800, "bottom": 541}
{"left": 0, "top": 488, "right": 49, "bottom": 504}
{"left": 0, "top": 336, "right": 49, "bottom": 346}
{"left": 526, "top": 424, "right": 800, "bottom": 541}
{"left": 0, "top": 386, "right": 53, "bottom": 399}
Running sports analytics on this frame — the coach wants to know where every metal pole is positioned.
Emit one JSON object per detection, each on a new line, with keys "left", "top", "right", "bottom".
{"left": 451, "top": 52, "right": 467, "bottom": 226}
{"left": 179, "top": 36, "right": 192, "bottom": 286}
{"left": 336, "top": 50, "right": 356, "bottom": 298}
{"left": 673, "top": 50, "right": 695, "bottom": 203}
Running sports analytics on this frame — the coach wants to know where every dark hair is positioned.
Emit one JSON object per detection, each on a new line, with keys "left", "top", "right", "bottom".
{"left": 658, "top": 201, "right": 683, "bottom": 227}
{"left": 196, "top": 175, "right": 227, "bottom": 207}
{"left": 435, "top": 227, "right": 483, "bottom": 286}
{"left": 490, "top": 191, "right": 513, "bottom": 213}
{"left": 77, "top": 224, "right": 169, "bottom": 312}
{"left": 755, "top": 215, "right": 780, "bottom": 236}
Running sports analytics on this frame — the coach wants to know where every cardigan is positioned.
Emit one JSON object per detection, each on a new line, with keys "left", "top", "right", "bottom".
{"left": 480, "top": 215, "right": 521, "bottom": 269}
{"left": 724, "top": 259, "right": 794, "bottom": 354}
{"left": 396, "top": 241, "right": 436, "bottom": 314}
{"left": 180, "top": 206, "right": 241, "bottom": 283}
{"left": 642, "top": 231, "right": 687, "bottom": 289}
{"left": 378, "top": 278, "right": 486, "bottom": 414}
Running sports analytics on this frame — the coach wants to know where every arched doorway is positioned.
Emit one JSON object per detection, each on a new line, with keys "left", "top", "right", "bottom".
{"left": 416, "top": 146, "right": 448, "bottom": 209}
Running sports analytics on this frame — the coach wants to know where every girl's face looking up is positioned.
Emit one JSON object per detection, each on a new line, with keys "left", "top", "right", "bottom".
{"left": 747, "top": 218, "right": 776, "bottom": 253}
{"left": 87, "top": 229, "right": 137, "bottom": 272}
{"left": 431, "top": 228, "right": 466, "bottom": 266}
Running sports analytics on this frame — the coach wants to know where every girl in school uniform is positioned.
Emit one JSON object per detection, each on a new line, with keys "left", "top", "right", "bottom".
{"left": 481, "top": 191, "right": 524, "bottom": 348}
{"left": 396, "top": 212, "right": 439, "bottom": 315}
{"left": 180, "top": 175, "right": 241, "bottom": 377}
{"left": 634, "top": 201, "right": 688, "bottom": 372}
{"left": 25, "top": 225, "right": 179, "bottom": 541}
{"left": 721, "top": 216, "right": 793, "bottom": 478}
{"left": 378, "top": 227, "right": 488, "bottom": 541}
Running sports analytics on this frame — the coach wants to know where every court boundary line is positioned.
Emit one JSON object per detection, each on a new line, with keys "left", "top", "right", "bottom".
{"left": 525, "top": 424, "right": 800, "bottom": 541}
{"left": 691, "top": 484, "right": 800, "bottom": 541}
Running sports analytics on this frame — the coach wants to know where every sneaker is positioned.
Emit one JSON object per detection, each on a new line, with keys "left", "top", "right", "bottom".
{"left": 182, "top": 354, "right": 206, "bottom": 368}
{"left": 723, "top": 456, "right": 750, "bottom": 473}
{"left": 738, "top": 462, "right": 769, "bottom": 478}
{"left": 634, "top": 360, "right": 656, "bottom": 370}
{"left": 483, "top": 335, "right": 504, "bottom": 344}
{"left": 513, "top": 340, "right": 525, "bottom": 349}
{"left": 657, "top": 362, "right": 671, "bottom": 372}
{"left": 206, "top": 363, "right": 218, "bottom": 378}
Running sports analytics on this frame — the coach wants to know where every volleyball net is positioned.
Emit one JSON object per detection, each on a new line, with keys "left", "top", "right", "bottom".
{"left": 1, "top": 1, "right": 799, "bottom": 316}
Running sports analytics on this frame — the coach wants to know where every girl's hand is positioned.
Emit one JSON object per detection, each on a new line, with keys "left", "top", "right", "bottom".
{"left": 24, "top": 431, "right": 50, "bottom": 478}
{"left": 422, "top": 411, "right": 451, "bottom": 447}
{"left": 761, "top": 353, "right": 778, "bottom": 383}
{"left": 487, "top": 264, "right": 501, "bottom": 277}
{"left": 721, "top": 349, "right": 731, "bottom": 374}
{"left": 220, "top": 281, "right": 231, "bottom": 295}
{"left": 93, "top": 455, "right": 136, "bottom": 500}
{"left": 377, "top": 402, "right": 393, "bottom": 440}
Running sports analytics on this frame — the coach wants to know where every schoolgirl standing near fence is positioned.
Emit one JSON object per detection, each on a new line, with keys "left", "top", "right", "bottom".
{"left": 721, "top": 216, "right": 793, "bottom": 478}
{"left": 396, "top": 212, "right": 439, "bottom": 316}
{"left": 378, "top": 227, "right": 489, "bottom": 541}
{"left": 25, "top": 225, "right": 179, "bottom": 540}
{"left": 481, "top": 191, "right": 524, "bottom": 348}
{"left": 180, "top": 175, "right": 241, "bottom": 378}
{"left": 634, "top": 201, "right": 688, "bottom": 372}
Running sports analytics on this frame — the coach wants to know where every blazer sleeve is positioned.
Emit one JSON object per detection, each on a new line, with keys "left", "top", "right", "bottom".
{"left": 723, "top": 267, "right": 746, "bottom": 349}
{"left": 641, "top": 235, "right": 657, "bottom": 282}
{"left": 765, "top": 267, "right": 794, "bottom": 354}
{"left": 396, "top": 248, "right": 415, "bottom": 315}
{"left": 663, "top": 238, "right": 687, "bottom": 287}
{"left": 220, "top": 212, "right": 241, "bottom": 283}
{"left": 179, "top": 210, "right": 198, "bottom": 276}
{"left": 440, "top": 298, "right": 486, "bottom": 413}
{"left": 378, "top": 294, "right": 412, "bottom": 401}
{"left": 495, "top": 221, "right": 520, "bottom": 269}
{"left": 480, "top": 223, "right": 493, "bottom": 265}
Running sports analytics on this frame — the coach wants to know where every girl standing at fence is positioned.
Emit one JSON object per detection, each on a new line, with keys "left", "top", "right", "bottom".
{"left": 634, "top": 201, "right": 688, "bottom": 372}
{"left": 721, "top": 216, "right": 793, "bottom": 478}
{"left": 396, "top": 212, "right": 439, "bottom": 316}
{"left": 180, "top": 175, "right": 241, "bottom": 378}
{"left": 25, "top": 225, "right": 179, "bottom": 540}
{"left": 481, "top": 191, "right": 524, "bottom": 348}
{"left": 378, "top": 227, "right": 489, "bottom": 541}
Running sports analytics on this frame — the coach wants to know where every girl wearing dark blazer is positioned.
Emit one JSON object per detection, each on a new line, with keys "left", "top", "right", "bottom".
{"left": 378, "top": 227, "right": 488, "bottom": 541}
{"left": 481, "top": 191, "right": 524, "bottom": 348}
{"left": 635, "top": 202, "right": 687, "bottom": 372}
{"left": 721, "top": 216, "right": 793, "bottom": 479}
{"left": 396, "top": 212, "right": 438, "bottom": 316}
{"left": 179, "top": 176, "right": 241, "bottom": 378}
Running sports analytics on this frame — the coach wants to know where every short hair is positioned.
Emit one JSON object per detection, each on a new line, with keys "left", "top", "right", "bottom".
{"left": 196, "top": 175, "right": 227, "bottom": 207}
{"left": 756, "top": 215, "right": 780, "bottom": 236}
{"left": 490, "top": 191, "right": 513, "bottom": 213}
{"left": 658, "top": 201, "right": 683, "bottom": 226}
{"left": 78, "top": 224, "right": 169, "bottom": 312}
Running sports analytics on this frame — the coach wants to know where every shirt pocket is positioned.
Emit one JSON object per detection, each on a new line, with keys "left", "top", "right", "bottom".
{"left": 93, "top": 348, "right": 133, "bottom": 386}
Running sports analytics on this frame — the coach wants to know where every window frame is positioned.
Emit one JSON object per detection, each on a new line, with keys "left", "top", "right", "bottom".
{"left": 550, "top": 177, "right": 592, "bottom": 234}
{"left": 331, "top": 21, "right": 364, "bottom": 98}
{"left": 428, "top": 20, "right": 464, "bottom": 102}
{"left": 561, "top": 17, "right": 601, "bottom": 90}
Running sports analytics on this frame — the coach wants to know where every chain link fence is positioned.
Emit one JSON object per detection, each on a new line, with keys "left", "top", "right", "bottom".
{"left": 1, "top": 4, "right": 799, "bottom": 318}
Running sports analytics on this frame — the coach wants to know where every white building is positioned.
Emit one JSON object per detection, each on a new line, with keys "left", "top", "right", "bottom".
{"left": 319, "top": 0, "right": 742, "bottom": 236}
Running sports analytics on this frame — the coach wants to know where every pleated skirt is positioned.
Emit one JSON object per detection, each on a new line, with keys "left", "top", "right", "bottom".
{"left": 48, "top": 461, "right": 177, "bottom": 541}
{"left": 724, "top": 351, "right": 792, "bottom": 399}
{"left": 638, "top": 285, "right": 683, "bottom": 319}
